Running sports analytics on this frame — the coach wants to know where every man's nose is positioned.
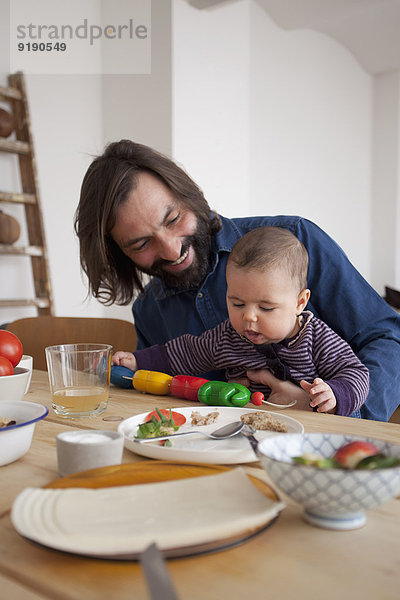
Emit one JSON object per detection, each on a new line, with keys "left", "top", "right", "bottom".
{"left": 158, "top": 235, "right": 182, "bottom": 262}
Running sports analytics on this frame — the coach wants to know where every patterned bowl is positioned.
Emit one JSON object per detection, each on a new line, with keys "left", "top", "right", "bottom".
{"left": 258, "top": 433, "right": 400, "bottom": 530}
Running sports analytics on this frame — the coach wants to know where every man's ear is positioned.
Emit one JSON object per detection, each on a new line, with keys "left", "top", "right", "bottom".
{"left": 297, "top": 288, "right": 310, "bottom": 315}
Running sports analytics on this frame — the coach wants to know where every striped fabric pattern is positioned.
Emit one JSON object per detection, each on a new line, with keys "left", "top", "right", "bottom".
{"left": 165, "top": 311, "right": 369, "bottom": 413}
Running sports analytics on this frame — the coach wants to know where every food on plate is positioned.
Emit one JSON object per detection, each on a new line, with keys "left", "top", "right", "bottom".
{"left": 0, "top": 416, "right": 16, "bottom": 428}
{"left": 292, "top": 453, "right": 337, "bottom": 469}
{"left": 240, "top": 411, "right": 288, "bottom": 433}
{"left": 293, "top": 440, "right": 400, "bottom": 469}
{"left": 135, "top": 408, "right": 185, "bottom": 439}
{"left": 145, "top": 408, "right": 186, "bottom": 426}
{"left": 334, "top": 440, "right": 380, "bottom": 468}
{"left": 0, "top": 330, "right": 23, "bottom": 369}
{"left": 190, "top": 410, "right": 219, "bottom": 426}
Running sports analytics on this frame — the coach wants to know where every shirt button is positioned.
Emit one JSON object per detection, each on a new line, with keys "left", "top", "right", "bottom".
{"left": 197, "top": 292, "right": 203, "bottom": 299}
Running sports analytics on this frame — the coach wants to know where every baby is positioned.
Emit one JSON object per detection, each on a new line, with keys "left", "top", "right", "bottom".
{"left": 113, "top": 226, "right": 369, "bottom": 415}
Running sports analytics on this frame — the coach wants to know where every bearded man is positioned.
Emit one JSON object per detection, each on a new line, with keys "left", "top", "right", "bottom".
{"left": 74, "top": 139, "right": 400, "bottom": 421}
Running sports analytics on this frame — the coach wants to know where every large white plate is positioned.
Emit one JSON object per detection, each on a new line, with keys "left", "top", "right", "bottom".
{"left": 118, "top": 406, "right": 304, "bottom": 464}
{"left": 11, "top": 463, "right": 283, "bottom": 559}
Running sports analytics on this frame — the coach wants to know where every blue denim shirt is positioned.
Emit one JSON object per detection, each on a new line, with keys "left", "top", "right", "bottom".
{"left": 133, "top": 215, "right": 400, "bottom": 421}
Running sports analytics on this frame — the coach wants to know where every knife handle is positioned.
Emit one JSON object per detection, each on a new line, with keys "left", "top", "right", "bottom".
{"left": 140, "top": 543, "right": 180, "bottom": 600}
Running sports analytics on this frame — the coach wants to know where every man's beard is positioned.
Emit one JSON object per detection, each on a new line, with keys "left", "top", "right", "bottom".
{"left": 139, "top": 219, "right": 211, "bottom": 289}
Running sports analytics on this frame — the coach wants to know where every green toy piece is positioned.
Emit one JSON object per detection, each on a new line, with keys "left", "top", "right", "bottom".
{"left": 197, "top": 381, "right": 251, "bottom": 407}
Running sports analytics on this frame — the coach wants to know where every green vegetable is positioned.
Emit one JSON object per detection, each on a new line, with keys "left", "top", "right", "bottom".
{"left": 135, "top": 407, "right": 180, "bottom": 439}
{"left": 293, "top": 456, "right": 339, "bottom": 469}
{"left": 293, "top": 451, "right": 400, "bottom": 470}
{"left": 356, "top": 454, "right": 400, "bottom": 469}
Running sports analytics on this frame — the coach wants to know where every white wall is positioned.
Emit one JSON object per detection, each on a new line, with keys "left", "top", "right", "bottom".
{"left": 172, "top": 0, "right": 250, "bottom": 214}
{"left": 102, "top": 0, "right": 172, "bottom": 155}
{"left": 101, "top": 0, "right": 172, "bottom": 321}
{"left": 172, "top": 0, "right": 372, "bottom": 279}
{"left": 0, "top": 0, "right": 394, "bottom": 329}
{"left": 248, "top": 0, "right": 372, "bottom": 277}
{"left": 25, "top": 75, "right": 105, "bottom": 317}
{"left": 371, "top": 72, "right": 400, "bottom": 293}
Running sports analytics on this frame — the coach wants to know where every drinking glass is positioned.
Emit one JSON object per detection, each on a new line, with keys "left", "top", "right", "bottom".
{"left": 45, "top": 344, "right": 112, "bottom": 417}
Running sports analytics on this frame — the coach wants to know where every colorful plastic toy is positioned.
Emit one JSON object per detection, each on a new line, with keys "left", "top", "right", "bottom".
{"left": 110, "top": 365, "right": 135, "bottom": 389}
{"left": 170, "top": 375, "right": 209, "bottom": 401}
{"left": 132, "top": 370, "right": 173, "bottom": 395}
{"left": 110, "top": 366, "right": 265, "bottom": 407}
{"left": 197, "top": 381, "right": 251, "bottom": 407}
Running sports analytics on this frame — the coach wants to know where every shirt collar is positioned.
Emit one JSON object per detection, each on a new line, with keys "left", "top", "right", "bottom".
{"left": 285, "top": 310, "right": 314, "bottom": 347}
{"left": 211, "top": 213, "right": 243, "bottom": 253}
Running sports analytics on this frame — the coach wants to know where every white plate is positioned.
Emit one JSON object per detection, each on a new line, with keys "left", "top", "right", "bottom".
{"left": 11, "top": 465, "right": 284, "bottom": 559}
{"left": 118, "top": 406, "right": 304, "bottom": 464}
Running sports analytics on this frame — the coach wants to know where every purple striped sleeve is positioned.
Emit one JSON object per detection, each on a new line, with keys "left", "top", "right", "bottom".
{"left": 133, "top": 345, "right": 171, "bottom": 373}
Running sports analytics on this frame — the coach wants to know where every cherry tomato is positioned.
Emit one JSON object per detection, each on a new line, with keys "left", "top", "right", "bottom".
{"left": 0, "top": 356, "right": 14, "bottom": 376}
{"left": 145, "top": 409, "right": 186, "bottom": 427}
{"left": 0, "top": 330, "right": 23, "bottom": 367}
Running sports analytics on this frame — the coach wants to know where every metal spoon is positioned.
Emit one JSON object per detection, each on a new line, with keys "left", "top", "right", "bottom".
{"left": 134, "top": 421, "right": 245, "bottom": 444}
{"left": 240, "top": 424, "right": 259, "bottom": 456}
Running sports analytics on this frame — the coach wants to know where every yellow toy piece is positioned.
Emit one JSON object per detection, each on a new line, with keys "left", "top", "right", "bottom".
{"left": 132, "top": 370, "right": 173, "bottom": 395}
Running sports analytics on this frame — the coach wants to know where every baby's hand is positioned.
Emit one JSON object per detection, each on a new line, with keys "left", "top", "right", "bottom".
{"left": 111, "top": 351, "right": 137, "bottom": 372}
{"left": 300, "top": 378, "right": 337, "bottom": 413}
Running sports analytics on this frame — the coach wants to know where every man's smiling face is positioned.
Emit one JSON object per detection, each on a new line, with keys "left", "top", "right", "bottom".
{"left": 111, "top": 171, "right": 210, "bottom": 288}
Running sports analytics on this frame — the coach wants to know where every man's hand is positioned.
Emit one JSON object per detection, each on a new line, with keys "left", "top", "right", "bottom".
{"left": 227, "top": 376, "right": 251, "bottom": 388}
{"left": 246, "top": 369, "right": 310, "bottom": 410}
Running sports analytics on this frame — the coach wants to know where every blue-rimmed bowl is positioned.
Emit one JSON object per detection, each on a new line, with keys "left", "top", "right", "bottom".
{"left": 0, "top": 401, "right": 48, "bottom": 466}
{"left": 258, "top": 433, "right": 400, "bottom": 530}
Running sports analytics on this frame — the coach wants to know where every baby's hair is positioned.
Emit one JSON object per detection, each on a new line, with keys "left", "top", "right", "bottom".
{"left": 228, "top": 226, "right": 309, "bottom": 291}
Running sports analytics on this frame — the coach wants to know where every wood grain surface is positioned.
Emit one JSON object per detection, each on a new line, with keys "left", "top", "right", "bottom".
{"left": 1, "top": 370, "right": 400, "bottom": 600}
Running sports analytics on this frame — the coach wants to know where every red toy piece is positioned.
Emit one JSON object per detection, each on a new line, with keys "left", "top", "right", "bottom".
{"left": 251, "top": 391, "right": 264, "bottom": 406}
{"left": 170, "top": 375, "right": 209, "bottom": 402}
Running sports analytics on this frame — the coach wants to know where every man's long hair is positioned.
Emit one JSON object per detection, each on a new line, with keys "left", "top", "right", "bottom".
{"left": 74, "top": 140, "right": 221, "bottom": 304}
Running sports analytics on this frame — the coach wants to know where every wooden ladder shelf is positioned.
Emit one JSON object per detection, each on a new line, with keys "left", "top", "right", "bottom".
{"left": 0, "top": 72, "right": 53, "bottom": 315}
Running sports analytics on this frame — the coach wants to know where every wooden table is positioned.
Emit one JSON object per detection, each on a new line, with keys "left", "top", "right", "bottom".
{"left": 1, "top": 370, "right": 400, "bottom": 600}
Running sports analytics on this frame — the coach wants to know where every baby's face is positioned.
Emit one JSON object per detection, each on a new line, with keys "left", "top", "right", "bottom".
{"left": 226, "top": 264, "right": 307, "bottom": 345}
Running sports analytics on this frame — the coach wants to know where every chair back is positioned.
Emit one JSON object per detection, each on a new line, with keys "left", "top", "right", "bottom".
{"left": 6, "top": 316, "right": 137, "bottom": 371}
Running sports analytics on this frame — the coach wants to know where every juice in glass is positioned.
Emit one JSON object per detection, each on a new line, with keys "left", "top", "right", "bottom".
{"left": 46, "top": 344, "right": 112, "bottom": 417}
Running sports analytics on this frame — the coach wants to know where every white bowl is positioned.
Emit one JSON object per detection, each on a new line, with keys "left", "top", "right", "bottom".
{"left": 0, "top": 367, "right": 31, "bottom": 402}
{"left": 17, "top": 355, "right": 33, "bottom": 394}
{"left": 56, "top": 430, "right": 124, "bottom": 476}
{"left": 258, "top": 433, "right": 400, "bottom": 530}
{"left": 0, "top": 400, "right": 48, "bottom": 466}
